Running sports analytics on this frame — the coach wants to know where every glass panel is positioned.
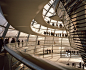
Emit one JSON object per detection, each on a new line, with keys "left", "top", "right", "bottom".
{"left": 9, "top": 25, "right": 15, "bottom": 29}
{"left": 19, "top": 32, "right": 28, "bottom": 37}
{"left": 0, "top": 13, "right": 7, "bottom": 27}
{"left": 41, "top": 26, "right": 47, "bottom": 29}
{"left": 49, "top": 8, "right": 55, "bottom": 13}
{"left": 44, "top": 4, "right": 50, "bottom": 10}
{"left": 43, "top": 9, "right": 47, "bottom": 15}
{"left": 6, "top": 29, "right": 18, "bottom": 37}
{"left": 0, "top": 26, "right": 5, "bottom": 36}
{"left": 49, "top": 0, "right": 54, "bottom": 4}
{"left": 33, "top": 24, "right": 40, "bottom": 28}
{"left": 44, "top": 17, "right": 50, "bottom": 21}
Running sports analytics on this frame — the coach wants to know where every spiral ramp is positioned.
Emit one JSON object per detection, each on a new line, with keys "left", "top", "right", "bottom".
{"left": 0, "top": 0, "right": 85, "bottom": 70}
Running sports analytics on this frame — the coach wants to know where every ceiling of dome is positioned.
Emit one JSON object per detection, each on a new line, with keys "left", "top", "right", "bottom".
{"left": 0, "top": 0, "right": 50, "bottom": 35}
{"left": 0, "top": 0, "right": 64, "bottom": 36}
{"left": 34, "top": 9, "right": 64, "bottom": 30}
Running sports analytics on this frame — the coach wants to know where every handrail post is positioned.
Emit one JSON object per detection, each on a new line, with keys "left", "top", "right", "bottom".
{"left": 61, "top": 38, "right": 62, "bottom": 58}
{"left": 34, "top": 36, "right": 38, "bottom": 55}
{"left": 43, "top": 37, "right": 46, "bottom": 58}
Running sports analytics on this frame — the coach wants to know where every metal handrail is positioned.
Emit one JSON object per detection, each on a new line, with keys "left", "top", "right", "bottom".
{"left": 4, "top": 43, "right": 81, "bottom": 70}
{"left": 4, "top": 45, "right": 44, "bottom": 70}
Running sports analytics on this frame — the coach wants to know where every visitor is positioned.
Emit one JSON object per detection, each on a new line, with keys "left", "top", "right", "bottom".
{"left": 74, "top": 51, "right": 75, "bottom": 55}
{"left": 46, "top": 31, "right": 48, "bottom": 35}
{"left": 47, "top": 21, "right": 49, "bottom": 24}
{"left": 59, "top": 24, "right": 62, "bottom": 28}
{"left": 52, "top": 23, "right": 54, "bottom": 26}
{"left": 56, "top": 23, "right": 58, "bottom": 27}
{"left": 5, "top": 38, "right": 9, "bottom": 44}
{"left": 65, "top": 34, "right": 67, "bottom": 37}
{"left": 82, "top": 64, "right": 84, "bottom": 69}
{"left": 56, "top": 34, "right": 57, "bottom": 37}
{"left": 17, "top": 39, "right": 20, "bottom": 47}
{"left": 48, "top": 32, "right": 50, "bottom": 36}
{"left": 77, "top": 51, "right": 79, "bottom": 55}
{"left": 49, "top": 49, "right": 51, "bottom": 53}
{"left": 72, "top": 63, "right": 75, "bottom": 67}
{"left": 22, "top": 40, "right": 23, "bottom": 47}
{"left": 47, "top": 49, "right": 48, "bottom": 54}
{"left": 66, "top": 63, "right": 69, "bottom": 65}
{"left": 79, "top": 62, "right": 81, "bottom": 68}
{"left": 44, "top": 31, "right": 46, "bottom": 34}
{"left": 51, "top": 32, "right": 53, "bottom": 36}
{"left": 62, "top": 33, "right": 64, "bottom": 37}
{"left": 60, "top": 33, "right": 61, "bottom": 37}
{"left": 38, "top": 40, "right": 40, "bottom": 45}
{"left": 11, "top": 38, "right": 15, "bottom": 43}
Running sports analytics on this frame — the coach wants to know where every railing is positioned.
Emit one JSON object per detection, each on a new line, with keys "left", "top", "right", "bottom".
{"left": 31, "top": 24, "right": 66, "bottom": 37}
{"left": 6, "top": 37, "right": 76, "bottom": 57}
{"left": 4, "top": 44, "right": 44, "bottom": 70}
{"left": 4, "top": 41, "right": 82, "bottom": 70}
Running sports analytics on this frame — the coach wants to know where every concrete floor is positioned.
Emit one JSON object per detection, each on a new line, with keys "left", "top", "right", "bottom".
{"left": 37, "top": 53, "right": 85, "bottom": 69}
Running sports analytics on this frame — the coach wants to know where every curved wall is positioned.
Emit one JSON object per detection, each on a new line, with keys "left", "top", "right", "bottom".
{"left": 60, "top": 0, "right": 86, "bottom": 64}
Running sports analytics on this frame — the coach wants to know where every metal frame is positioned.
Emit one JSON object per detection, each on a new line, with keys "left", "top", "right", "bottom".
{"left": 16, "top": 31, "right": 20, "bottom": 42}
{"left": 2, "top": 23, "right": 10, "bottom": 38}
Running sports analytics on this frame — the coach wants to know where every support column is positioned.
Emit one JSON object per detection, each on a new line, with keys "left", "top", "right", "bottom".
{"left": 52, "top": 29, "right": 55, "bottom": 56}
{"left": 2, "top": 23, "right": 10, "bottom": 38}
{"left": 34, "top": 36, "right": 38, "bottom": 55}
{"left": 27, "top": 34, "right": 29, "bottom": 42}
{"left": 43, "top": 36, "right": 46, "bottom": 58}
{"left": 60, "top": 38, "right": 62, "bottom": 58}
{"left": 16, "top": 31, "right": 20, "bottom": 42}
{"left": 38, "top": 25, "right": 41, "bottom": 32}
{"left": 26, "top": 34, "right": 30, "bottom": 46}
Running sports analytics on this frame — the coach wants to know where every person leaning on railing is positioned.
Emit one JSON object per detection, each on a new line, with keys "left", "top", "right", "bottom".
{"left": 4, "top": 38, "right": 9, "bottom": 44}
{"left": 11, "top": 38, "right": 15, "bottom": 43}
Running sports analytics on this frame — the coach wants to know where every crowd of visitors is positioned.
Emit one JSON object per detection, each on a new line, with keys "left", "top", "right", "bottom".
{"left": 45, "top": 49, "right": 52, "bottom": 54}
{"left": 67, "top": 62, "right": 85, "bottom": 69}
{"left": 53, "top": 23, "right": 63, "bottom": 28}
{"left": 0, "top": 37, "right": 24, "bottom": 53}
{"left": 47, "top": 21, "right": 64, "bottom": 28}
{"left": 11, "top": 38, "right": 24, "bottom": 47}
{"left": 66, "top": 50, "right": 79, "bottom": 55}
{"left": 66, "top": 50, "right": 85, "bottom": 69}
{"left": 44, "top": 31, "right": 68, "bottom": 37}
{"left": 52, "top": 23, "right": 64, "bottom": 28}
{"left": 0, "top": 37, "right": 85, "bottom": 69}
